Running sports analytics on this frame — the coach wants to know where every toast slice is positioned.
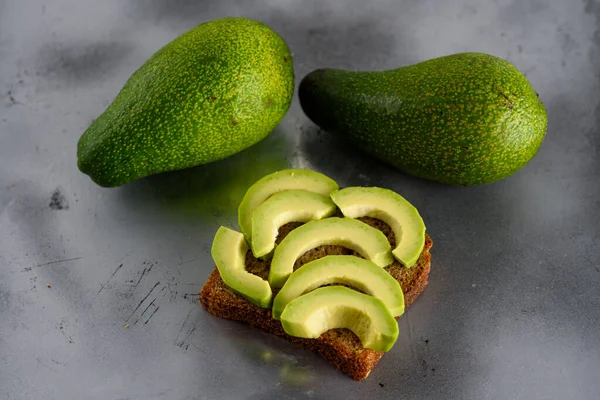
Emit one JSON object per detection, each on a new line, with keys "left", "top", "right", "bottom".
{"left": 200, "top": 217, "right": 433, "bottom": 381}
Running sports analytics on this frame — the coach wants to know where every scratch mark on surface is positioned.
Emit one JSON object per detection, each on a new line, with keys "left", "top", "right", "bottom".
{"left": 24, "top": 257, "right": 82, "bottom": 271}
{"left": 176, "top": 326, "right": 196, "bottom": 350}
{"left": 50, "top": 358, "right": 65, "bottom": 366}
{"left": 97, "top": 263, "right": 124, "bottom": 294}
{"left": 182, "top": 293, "right": 200, "bottom": 303}
{"left": 127, "top": 281, "right": 160, "bottom": 321}
{"left": 174, "top": 308, "right": 197, "bottom": 351}
{"left": 144, "top": 306, "right": 160, "bottom": 325}
{"left": 58, "top": 319, "right": 74, "bottom": 344}
{"left": 583, "top": 255, "right": 599, "bottom": 273}
{"left": 134, "top": 269, "right": 149, "bottom": 287}
{"left": 174, "top": 309, "right": 192, "bottom": 345}
{"left": 110, "top": 263, "right": 124, "bottom": 279}
{"left": 189, "top": 342, "right": 206, "bottom": 354}
{"left": 177, "top": 258, "right": 197, "bottom": 266}
{"left": 133, "top": 263, "right": 154, "bottom": 288}
{"left": 140, "top": 299, "right": 156, "bottom": 317}
{"left": 159, "top": 281, "right": 178, "bottom": 302}
{"left": 36, "top": 357, "right": 57, "bottom": 372}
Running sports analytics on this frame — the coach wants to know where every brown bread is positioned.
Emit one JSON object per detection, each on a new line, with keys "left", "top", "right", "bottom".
{"left": 200, "top": 217, "right": 433, "bottom": 380}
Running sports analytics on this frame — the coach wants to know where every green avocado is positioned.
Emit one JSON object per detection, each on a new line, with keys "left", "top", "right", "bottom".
{"left": 238, "top": 169, "right": 339, "bottom": 243}
{"left": 78, "top": 17, "right": 294, "bottom": 187}
{"left": 280, "top": 286, "right": 399, "bottom": 352}
{"left": 211, "top": 226, "right": 272, "bottom": 308}
{"left": 299, "top": 52, "right": 548, "bottom": 186}
{"left": 251, "top": 190, "right": 336, "bottom": 258}
{"left": 268, "top": 217, "right": 393, "bottom": 289}
{"left": 330, "top": 187, "right": 425, "bottom": 267}
{"left": 272, "top": 255, "right": 404, "bottom": 320}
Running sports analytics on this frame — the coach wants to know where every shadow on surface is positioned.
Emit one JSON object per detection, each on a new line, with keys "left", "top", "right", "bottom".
{"left": 117, "top": 127, "right": 292, "bottom": 223}
{"left": 205, "top": 317, "right": 333, "bottom": 397}
{"left": 126, "top": 0, "right": 403, "bottom": 73}
{"left": 0, "top": 180, "right": 93, "bottom": 319}
{"left": 296, "top": 123, "right": 444, "bottom": 192}
{"left": 36, "top": 40, "right": 133, "bottom": 85}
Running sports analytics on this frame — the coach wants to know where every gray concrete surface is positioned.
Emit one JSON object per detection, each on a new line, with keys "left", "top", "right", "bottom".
{"left": 1, "top": 0, "right": 599, "bottom": 399}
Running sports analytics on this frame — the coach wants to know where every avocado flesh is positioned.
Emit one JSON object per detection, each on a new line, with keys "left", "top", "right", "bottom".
{"left": 280, "top": 286, "right": 399, "bottom": 352}
{"left": 330, "top": 187, "right": 425, "bottom": 267}
{"left": 299, "top": 52, "right": 548, "bottom": 186}
{"left": 251, "top": 190, "right": 336, "bottom": 258}
{"left": 77, "top": 17, "right": 294, "bottom": 187}
{"left": 272, "top": 255, "right": 404, "bottom": 320}
{"left": 268, "top": 217, "right": 393, "bottom": 289}
{"left": 238, "top": 169, "right": 339, "bottom": 243}
{"left": 211, "top": 226, "right": 272, "bottom": 308}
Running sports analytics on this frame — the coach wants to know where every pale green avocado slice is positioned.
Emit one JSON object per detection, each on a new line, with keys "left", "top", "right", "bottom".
{"left": 238, "top": 169, "right": 339, "bottom": 243}
{"left": 330, "top": 187, "right": 426, "bottom": 268}
{"left": 210, "top": 226, "right": 272, "bottom": 308}
{"left": 268, "top": 217, "right": 393, "bottom": 288}
{"left": 280, "top": 286, "right": 399, "bottom": 352}
{"left": 272, "top": 255, "right": 404, "bottom": 320}
{"left": 251, "top": 190, "right": 337, "bottom": 259}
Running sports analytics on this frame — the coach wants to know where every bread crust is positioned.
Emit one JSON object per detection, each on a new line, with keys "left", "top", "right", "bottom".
{"left": 199, "top": 219, "right": 432, "bottom": 381}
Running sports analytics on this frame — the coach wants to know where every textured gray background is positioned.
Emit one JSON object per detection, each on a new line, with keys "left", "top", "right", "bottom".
{"left": 1, "top": 0, "right": 599, "bottom": 399}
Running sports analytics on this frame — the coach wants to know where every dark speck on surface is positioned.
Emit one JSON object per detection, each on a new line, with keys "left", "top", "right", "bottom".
{"left": 5, "top": 89, "right": 20, "bottom": 106}
{"left": 379, "top": 383, "right": 385, "bottom": 388}
{"left": 49, "top": 188, "right": 69, "bottom": 210}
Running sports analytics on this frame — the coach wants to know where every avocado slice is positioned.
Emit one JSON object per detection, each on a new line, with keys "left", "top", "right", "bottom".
{"left": 272, "top": 255, "right": 404, "bottom": 320}
{"left": 238, "top": 169, "right": 339, "bottom": 243}
{"left": 251, "top": 190, "right": 337, "bottom": 258}
{"left": 211, "top": 226, "right": 272, "bottom": 308}
{"left": 280, "top": 286, "right": 399, "bottom": 352}
{"left": 268, "top": 217, "right": 393, "bottom": 288}
{"left": 330, "top": 187, "right": 425, "bottom": 268}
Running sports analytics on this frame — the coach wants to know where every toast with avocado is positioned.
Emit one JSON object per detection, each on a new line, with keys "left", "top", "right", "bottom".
{"left": 199, "top": 169, "right": 432, "bottom": 380}
{"left": 200, "top": 220, "right": 432, "bottom": 380}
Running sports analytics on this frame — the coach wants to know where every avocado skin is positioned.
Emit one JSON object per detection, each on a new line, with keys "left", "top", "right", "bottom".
{"left": 78, "top": 17, "right": 294, "bottom": 187}
{"left": 299, "top": 53, "right": 547, "bottom": 186}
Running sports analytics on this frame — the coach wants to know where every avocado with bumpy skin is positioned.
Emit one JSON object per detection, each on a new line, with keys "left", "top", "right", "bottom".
{"left": 280, "top": 286, "right": 399, "bottom": 352}
{"left": 299, "top": 52, "right": 547, "bottom": 186}
{"left": 78, "top": 17, "right": 294, "bottom": 187}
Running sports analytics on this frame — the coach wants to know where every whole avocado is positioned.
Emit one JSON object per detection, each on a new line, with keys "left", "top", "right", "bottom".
{"left": 78, "top": 17, "right": 294, "bottom": 187}
{"left": 299, "top": 53, "right": 547, "bottom": 186}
